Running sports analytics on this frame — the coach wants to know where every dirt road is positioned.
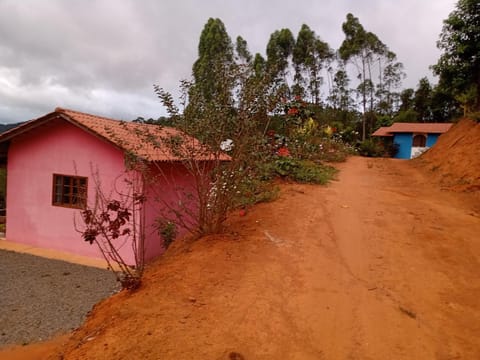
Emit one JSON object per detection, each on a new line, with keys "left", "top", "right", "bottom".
{"left": 2, "top": 156, "right": 479, "bottom": 359}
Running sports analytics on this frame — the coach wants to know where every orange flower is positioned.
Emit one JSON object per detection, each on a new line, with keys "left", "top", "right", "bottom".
{"left": 277, "top": 147, "right": 290, "bottom": 157}
{"left": 287, "top": 107, "right": 299, "bottom": 115}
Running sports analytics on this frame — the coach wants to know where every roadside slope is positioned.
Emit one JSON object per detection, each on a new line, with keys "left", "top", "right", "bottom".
{"left": 416, "top": 118, "right": 480, "bottom": 191}
{"left": 2, "top": 156, "right": 479, "bottom": 359}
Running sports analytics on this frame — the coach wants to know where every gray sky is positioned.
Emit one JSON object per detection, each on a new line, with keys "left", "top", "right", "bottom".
{"left": 0, "top": 0, "right": 456, "bottom": 123}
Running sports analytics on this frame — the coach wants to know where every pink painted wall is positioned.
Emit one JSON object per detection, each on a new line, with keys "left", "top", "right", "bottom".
{"left": 142, "top": 162, "right": 198, "bottom": 261}
{"left": 6, "top": 119, "right": 202, "bottom": 265}
{"left": 6, "top": 119, "right": 137, "bottom": 263}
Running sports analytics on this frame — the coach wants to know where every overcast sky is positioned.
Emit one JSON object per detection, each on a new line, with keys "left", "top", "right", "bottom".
{"left": 0, "top": 0, "right": 456, "bottom": 123}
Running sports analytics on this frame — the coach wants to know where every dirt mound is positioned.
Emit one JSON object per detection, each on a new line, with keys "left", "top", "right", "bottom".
{"left": 416, "top": 118, "right": 480, "bottom": 191}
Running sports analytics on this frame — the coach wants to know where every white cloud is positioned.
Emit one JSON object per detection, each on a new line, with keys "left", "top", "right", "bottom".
{"left": 0, "top": 0, "right": 456, "bottom": 123}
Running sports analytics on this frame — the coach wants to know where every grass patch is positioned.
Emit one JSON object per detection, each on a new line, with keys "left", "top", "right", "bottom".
{"left": 274, "top": 157, "right": 337, "bottom": 184}
{"left": 233, "top": 175, "right": 280, "bottom": 208}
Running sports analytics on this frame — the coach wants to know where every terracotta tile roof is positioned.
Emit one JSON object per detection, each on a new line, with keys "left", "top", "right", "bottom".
{"left": 371, "top": 127, "right": 393, "bottom": 137}
{"left": 372, "top": 122, "right": 453, "bottom": 137}
{"left": 0, "top": 107, "right": 230, "bottom": 162}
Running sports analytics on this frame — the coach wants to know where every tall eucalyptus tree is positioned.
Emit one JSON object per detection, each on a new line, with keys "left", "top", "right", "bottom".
{"left": 292, "top": 24, "right": 333, "bottom": 104}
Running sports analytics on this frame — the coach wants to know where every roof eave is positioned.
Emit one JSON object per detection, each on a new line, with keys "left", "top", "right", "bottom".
{"left": 58, "top": 113, "right": 128, "bottom": 154}
{"left": 0, "top": 112, "right": 59, "bottom": 143}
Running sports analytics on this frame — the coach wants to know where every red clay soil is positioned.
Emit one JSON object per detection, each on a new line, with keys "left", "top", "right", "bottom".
{"left": 414, "top": 118, "right": 480, "bottom": 192}
{"left": 1, "top": 156, "right": 479, "bottom": 359}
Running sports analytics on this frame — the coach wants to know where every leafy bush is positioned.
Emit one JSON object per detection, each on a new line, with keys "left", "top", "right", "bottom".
{"left": 156, "top": 219, "right": 177, "bottom": 249}
{"left": 314, "top": 137, "right": 355, "bottom": 162}
{"left": 357, "top": 139, "right": 385, "bottom": 157}
{"left": 274, "top": 157, "right": 300, "bottom": 177}
{"left": 468, "top": 111, "right": 480, "bottom": 122}
{"left": 233, "top": 175, "right": 279, "bottom": 208}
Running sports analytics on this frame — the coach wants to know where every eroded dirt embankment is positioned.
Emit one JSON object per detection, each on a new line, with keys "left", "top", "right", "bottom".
{"left": 415, "top": 118, "right": 480, "bottom": 192}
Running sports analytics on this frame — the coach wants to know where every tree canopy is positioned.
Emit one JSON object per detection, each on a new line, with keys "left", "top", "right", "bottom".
{"left": 292, "top": 24, "right": 333, "bottom": 104}
{"left": 192, "top": 18, "right": 234, "bottom": 102}
{"left": 179, "top": 13, "right": 463, "bottom": 149}
{"left": 433, "top": 0, "right": 480, "bottom": 111}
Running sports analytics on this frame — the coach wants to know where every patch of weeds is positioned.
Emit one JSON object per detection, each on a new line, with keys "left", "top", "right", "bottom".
{"left": 233, "top": 175, "right": 279, "bottom": 208}
{"left": 292, "top": 160, "right": 337, "bottom": 184}
{"left": 274, "top": 157, "right": 337, "bottom": 184}
{"left": 156, "top": 219, "right": 177, "bottom": 249}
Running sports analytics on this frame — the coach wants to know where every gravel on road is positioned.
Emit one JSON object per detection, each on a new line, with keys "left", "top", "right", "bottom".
{"left": 0, "top": 249, "right": 120, "bottom": 347}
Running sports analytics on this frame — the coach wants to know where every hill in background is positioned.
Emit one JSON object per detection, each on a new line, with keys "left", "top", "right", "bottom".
{"left": 0, "top": 123, "right": 23, "bottom": 133}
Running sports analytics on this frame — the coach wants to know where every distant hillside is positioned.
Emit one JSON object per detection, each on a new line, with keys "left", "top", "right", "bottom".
{"left": 0, "top": 122, "right": 23, "bottom": 133}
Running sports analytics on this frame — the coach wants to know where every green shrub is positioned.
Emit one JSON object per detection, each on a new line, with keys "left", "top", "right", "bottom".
{"left": 357, "top": 139, "right": 385, "bottom": 157}
{"left": 273, "top": 157, "right": 337, "bottom": 184}
{"left": 467, "top": 111, "right": 480, "bottom": 122}
{"left": 233, "top": 175, "right": 279, "bottom": 208}
{"left": 274, "top": 157, "right": 300, "bottom": 177}
{"left": 156, "top": 219, "right": 177, "bottom": 249}
{"left": 292, "top": 160, "right": 337, "bottom": 184}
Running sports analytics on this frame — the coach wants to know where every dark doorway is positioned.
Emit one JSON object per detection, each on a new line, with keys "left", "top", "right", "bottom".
{"left": 412, "top": 134, "right": 427, "bottom": 147}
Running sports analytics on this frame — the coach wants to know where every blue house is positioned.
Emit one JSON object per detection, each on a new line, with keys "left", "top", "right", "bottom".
{"left": 372, "top": 122, "right": 453, "bottom": 159}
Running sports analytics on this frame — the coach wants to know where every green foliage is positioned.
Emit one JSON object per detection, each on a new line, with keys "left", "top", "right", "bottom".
{"left": 156, "top": 219, "right": 177, "bottom": 249}
{"left": 156, "top": 25, "right": 283, "bottom": 235}
{"left": 271, "top": 157, "right": 337, "bottom": 184}
{"left": 192, "top": 18, "right": 234, "bottom": 102}
{"left": 266, "top": 28, "right": 295, "bottom": 86}
{"left": 339, "top": 14, "right": 379, "bottom": 60}
{"left": 430, "top": 85, "right": 463, "bottom": 121}
{"left": 328, "top": 69, "right": 354, "bottom": 112}
{"left": 357, "top": 139, "right": 386, "bottom": 157}
{"left": 273, "top": 156, "right": 298, "bottom": 177}
{"left": 399, "top": 88, "right": 415, "bottom": 111}
{"left": 235, "top": 36, "right": 252, "bottom": 63}
{"left": 233, "top": 172, "right": 279, "bottom": 208}
{"left": 468, "top": 111, "right": 480, "bottom": 122}
{"left": 455, "top": 84, "right": 478, "bottom": 116}
{"left": 433, "top": 0, "right": 480, "bottom": 111}
{"left": 339, "top": 13, "right": 404, "bottom": 140}
{"left": 252, "top": 53, "right": 267, "bottom": 78}
{"left": 292, "top": 24, "right": 333, "bottom": 103}
{"left": 414, "top": 77, "right": 433, "bottom": 121}
{"left": 393, "top": 109, "right": 418, "bottom": 123}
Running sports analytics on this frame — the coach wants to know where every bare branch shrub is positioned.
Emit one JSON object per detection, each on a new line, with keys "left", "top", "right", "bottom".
{"left": 76, "top": 165, "right": 147, "bottom": 290}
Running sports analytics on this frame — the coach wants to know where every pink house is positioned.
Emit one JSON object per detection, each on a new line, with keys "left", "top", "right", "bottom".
{"left": 0, "top": 107, "right": 222, "bottom": 264}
